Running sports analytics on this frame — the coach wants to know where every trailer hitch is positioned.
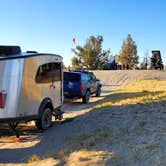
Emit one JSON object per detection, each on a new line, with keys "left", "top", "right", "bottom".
{"left": 52, "top": 109, "right": 64, "bottom": 120}
{"left": 8, "top": 122, "right": 20, "bottom": 138}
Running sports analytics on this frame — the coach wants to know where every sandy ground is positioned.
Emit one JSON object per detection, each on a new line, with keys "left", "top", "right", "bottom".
{"left": 0, "top": 70, "right": 166, "bottom": 166}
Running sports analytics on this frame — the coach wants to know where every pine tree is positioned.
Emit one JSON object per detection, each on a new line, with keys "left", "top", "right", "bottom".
{"left": 117, "top": 34, "right": 139, "bottom": 69}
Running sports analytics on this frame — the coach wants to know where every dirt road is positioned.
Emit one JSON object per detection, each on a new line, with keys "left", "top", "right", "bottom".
{"left": 0, "top": 83, "right": 115, "bottom": 164}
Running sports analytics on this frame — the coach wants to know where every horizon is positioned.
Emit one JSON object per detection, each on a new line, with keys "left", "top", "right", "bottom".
{"left": 0, "top": 0, "right": 165, "bottom": 66}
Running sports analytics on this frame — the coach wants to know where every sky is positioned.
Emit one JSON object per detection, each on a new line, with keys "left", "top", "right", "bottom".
{"left": 0, "top": 0, "right": 166, "bottom": 66}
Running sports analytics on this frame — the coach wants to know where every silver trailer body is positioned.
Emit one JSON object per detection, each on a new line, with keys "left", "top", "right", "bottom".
{"left": 0, "top": 52, "right": 63, "bottom": 121}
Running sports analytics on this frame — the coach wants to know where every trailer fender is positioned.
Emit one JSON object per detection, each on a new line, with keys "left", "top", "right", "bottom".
{"left": 38, "top": 98, "right": 53, "bottom": 118}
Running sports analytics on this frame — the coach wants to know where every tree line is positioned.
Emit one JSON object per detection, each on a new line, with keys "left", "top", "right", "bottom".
{"left": 71, "top": 34, "right": 164, "bottom": 70}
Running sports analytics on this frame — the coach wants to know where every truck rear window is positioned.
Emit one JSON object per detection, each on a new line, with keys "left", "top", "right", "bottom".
{"left": 64, "top": 72, "right": 80, "bottom": 82}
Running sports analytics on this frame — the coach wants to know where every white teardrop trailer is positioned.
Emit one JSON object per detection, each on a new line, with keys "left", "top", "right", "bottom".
{"left": 0, "top": 46, "right": 64, "bottom": 137}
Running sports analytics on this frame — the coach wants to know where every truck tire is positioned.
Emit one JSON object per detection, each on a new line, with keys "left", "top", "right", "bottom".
{"left": 96, "top": 87, "right": 101, "bottom": 97}
{"left": 36, "top": 107, "right": 52, "bottom": 130}
{"left": 82, "top": 91, "right": 90, "bottom": 104}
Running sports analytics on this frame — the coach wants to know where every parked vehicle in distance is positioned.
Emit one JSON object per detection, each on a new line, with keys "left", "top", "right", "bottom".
{"left": 0, "top": 45, "right": 64, "bottom": 137}
{"left": 63, "top": 70, "right": 102, "bottom": 103}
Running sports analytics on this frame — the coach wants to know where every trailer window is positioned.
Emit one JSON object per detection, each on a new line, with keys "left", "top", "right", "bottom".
{"left": 36, "top": 62, "right": 61, "bottom": 83}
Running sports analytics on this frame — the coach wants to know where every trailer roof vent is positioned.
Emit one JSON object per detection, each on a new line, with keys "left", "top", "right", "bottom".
{"left": 0, "top": 46, "right": 21, "bottom": 56}
{"left": 26, "top": 51, "right": 38, "bottom": 53}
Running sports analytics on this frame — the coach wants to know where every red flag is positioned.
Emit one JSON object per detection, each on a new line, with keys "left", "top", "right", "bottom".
{"left": 72, "top": 38, "right": 76, "bottom": 44}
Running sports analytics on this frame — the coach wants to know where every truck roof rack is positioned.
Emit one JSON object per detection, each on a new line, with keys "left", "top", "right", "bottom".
{"left": 71, "top": 69, "right": 90, "bottom": 73}
{"left": 0, "top": 46, "right": 21, "bottom": 56}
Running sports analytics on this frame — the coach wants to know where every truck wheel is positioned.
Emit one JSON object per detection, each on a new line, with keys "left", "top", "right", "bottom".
{"left": 96, "top": 87, "right": 101, "bottom": 97}
{"left": 82, "top": 91, "right": 90, "bottom": 104}
{"left": 36, "top": 107, "right": 52, "bottom": 130}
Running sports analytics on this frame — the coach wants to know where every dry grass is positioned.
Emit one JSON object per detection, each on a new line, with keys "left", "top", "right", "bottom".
{"left": 66, "top": 150, "right": 114, "bottom": 166}
{"left": 94, "top": 80, "right": 166, "bottom": 109}
{"left": 55, "top": 128, "right": 112, "bottom": 164}
{"left": 27, "top": 155, "right": 41, "bottom": 163}
{"left": 70, "top": 128, "right": 111, "bottom": 148}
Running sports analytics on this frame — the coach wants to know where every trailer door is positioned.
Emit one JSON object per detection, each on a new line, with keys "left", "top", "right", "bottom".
{"left": 36, "top": 62, "right": 63, "bottom": 108}
{"left": 49, "top": 62, "right": 62, "bottom": 107}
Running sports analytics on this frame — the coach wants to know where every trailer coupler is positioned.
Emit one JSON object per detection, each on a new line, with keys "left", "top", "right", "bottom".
{"left": 8, "top": 122, "right": 20, "bottom": 138}
{"left": 52, "top": 109, "right": 64, "bottom": 120}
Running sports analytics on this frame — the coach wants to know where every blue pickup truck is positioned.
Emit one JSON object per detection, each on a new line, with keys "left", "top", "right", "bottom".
{"left": 63, "top": 70, "right": 102, "bottom": 103}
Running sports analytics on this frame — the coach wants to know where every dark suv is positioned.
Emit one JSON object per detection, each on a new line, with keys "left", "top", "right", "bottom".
{"left": 63, "top": 71, "right": 102, "bottom": 103}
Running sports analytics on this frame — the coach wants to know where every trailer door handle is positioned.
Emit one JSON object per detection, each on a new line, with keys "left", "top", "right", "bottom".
{"left": 50, "top": 84, "right": 56, "bottom": 89}
{"left": 50, "top": 81, "right": 55, "bottom": 89}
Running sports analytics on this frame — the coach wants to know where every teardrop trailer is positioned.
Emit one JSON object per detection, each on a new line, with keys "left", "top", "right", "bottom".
{"left": 0, "top": 46, "right": 64, "bottom": 137}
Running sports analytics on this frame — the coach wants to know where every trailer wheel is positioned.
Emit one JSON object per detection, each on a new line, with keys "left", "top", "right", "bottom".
{"left": 82, "top": 90, "right": 90, "bottom": 104}
{"left": 36, "top": 107, "right": 52, "bottom": 130}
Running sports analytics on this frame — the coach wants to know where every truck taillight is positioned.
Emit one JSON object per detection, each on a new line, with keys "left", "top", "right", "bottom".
{"left": 79, "top": 83, "right": 83, "bottom": 91}
{"left": 0, "top": 91, "right": 7, "bottom": 108}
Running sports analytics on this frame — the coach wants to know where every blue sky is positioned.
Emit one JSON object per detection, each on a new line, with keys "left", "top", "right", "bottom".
{"left": 0, "top": 0, "right": 165, "bottom": 66}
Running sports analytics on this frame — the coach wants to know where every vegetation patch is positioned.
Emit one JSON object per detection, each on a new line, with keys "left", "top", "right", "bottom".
{"left": 94, "top": 80, "right": 166, "bottom": 110}
{"left": 55, "top": 128, "right": 112, "bottom": 162}
{"left": 132, "top": 121, "right": 146, "bottom": 135}
{"left": 144, "top": 141, "right": 159, "bottom": 154}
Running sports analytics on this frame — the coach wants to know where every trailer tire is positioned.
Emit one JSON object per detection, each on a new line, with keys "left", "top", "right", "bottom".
{"left": 36, "top": 107, "right": 52, "bottom": 130}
